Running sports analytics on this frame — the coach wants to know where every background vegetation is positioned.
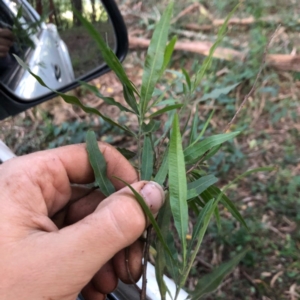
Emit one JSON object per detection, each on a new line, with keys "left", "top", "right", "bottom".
{"left": 1, "top": 0, "right": 300, "bottom": 299}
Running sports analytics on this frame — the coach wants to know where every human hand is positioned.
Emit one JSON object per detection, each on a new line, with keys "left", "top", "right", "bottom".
{"left": 0, "top": 143, "right": 165, "bottom": 300}
{"left": 0, "top": 28, "right": 14, "bottom": 57}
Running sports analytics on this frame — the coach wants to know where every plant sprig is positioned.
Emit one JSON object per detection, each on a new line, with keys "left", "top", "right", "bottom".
{"left": 15, "top": 2, "right": 277, "bottom": 299}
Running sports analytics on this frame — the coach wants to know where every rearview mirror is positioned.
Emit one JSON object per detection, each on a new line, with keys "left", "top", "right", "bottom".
{"left": 0, "top": 0, "right": 128, "bottom": 120}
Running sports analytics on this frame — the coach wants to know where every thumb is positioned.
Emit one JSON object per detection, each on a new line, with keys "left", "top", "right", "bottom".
{"left": 46, "top": 181, "right": 164, "bottom": 285}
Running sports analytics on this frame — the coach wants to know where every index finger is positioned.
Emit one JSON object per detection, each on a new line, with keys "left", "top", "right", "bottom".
{"left": 0, "top": 28, "right": 14, "bottom": 41}
{"left": 0, "top": 142, "right": 138, "bottom": 216}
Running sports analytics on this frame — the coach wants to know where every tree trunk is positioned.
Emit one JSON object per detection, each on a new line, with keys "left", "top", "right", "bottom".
{"left": 36, "top": 0, "right": 42, "bottom": 16}
{"left": 71, "top": 0, "right": 83, "bottom": 26}
{"left": 49, "top": 0, "right": 54, "bottom": 23}
{"left": 91, "top": 0, "right": 96, "bottom": 22}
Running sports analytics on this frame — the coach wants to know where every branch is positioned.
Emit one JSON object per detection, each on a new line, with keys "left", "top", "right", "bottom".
{"left": 129, "top": 35, "right": 300, "bottom": 72}
{"left": 129, "top": 36, "right": 245, "bottom": 61}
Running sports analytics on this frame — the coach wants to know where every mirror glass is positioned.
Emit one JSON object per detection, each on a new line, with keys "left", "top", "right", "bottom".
{"left": 0, "top": 0, "right": 116, "bottom": 100}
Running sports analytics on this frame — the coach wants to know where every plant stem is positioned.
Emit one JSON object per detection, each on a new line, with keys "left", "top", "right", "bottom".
{"left": 141, "top": 226, "right": 152, "bottom": 300}
{"left": 137, "top": 116, "right": 143, "bottom": 180}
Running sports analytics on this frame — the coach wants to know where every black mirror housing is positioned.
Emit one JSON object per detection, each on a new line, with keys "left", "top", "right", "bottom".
{"left": 0, "top": 0, "right": 128, "bottom": 120}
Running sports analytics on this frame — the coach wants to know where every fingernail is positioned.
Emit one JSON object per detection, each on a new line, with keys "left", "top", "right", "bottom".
{"left": 140, "top": 181, "right": 165, "bottom": 216}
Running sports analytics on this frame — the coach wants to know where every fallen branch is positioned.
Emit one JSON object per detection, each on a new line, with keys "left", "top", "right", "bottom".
{"left": 171, "top": 3, "right": 200, "bottom": 24}
{"left": 185, "top": 16, "right": 256, "bottom": 32}
{"left": 184, "top": 15, "right": 298, "bottom": 31}
{"left": 266, "top": 54, "right": 300, "bottom": 72}
{"left": 129, "top": 36, "right": 245, "bottom": 61}
{"left": 129, "top": 36, "right": 300, "bottom": 72}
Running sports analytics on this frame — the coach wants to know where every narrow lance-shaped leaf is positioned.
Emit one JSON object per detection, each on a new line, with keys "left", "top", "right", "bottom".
{"left": 123, "top": 83, "right": 139, "bottom": 114}
{"left": 190, "top": 248, "right": 248, "bottom": 299}
{"left": 190, "top": 109, "right": 215, "bottom": 147}
{"left": 189, "top": 111, "right": 199, "bottom": 145}
{"left": 160, "top": 35, "right": 177, "bottom": 76}
{"left": 182, "top": 198, "right": 217, "bottom": 287}
{"left": 116, "top": 148, "right": 136, "bottom": 160}
{"left": 13, "top": 55, "right": 135, "bottom": 137}
{"left": 187, "top": 174, "right": 218, "bottom": 200}
{"left": 187, "top": 198, "right": 216, "bottom": 255}
{"left": 164, "top": 231, "right": 180, "bottom": 283}
{"left": 202, "top": 185, "right": 247, "bottom": 229}
{"left": 141, "top": 135, "right": 154, "bottom": 180}
{"left": 114, "top": 177, "right": 174, "bottom": 259}
{"left": 73, "top": 11, "right": 136, "bottom": 92}
{"left": 86, "top": 131, "right": 115, "bottom": 197}
{"left": 149, "top": 90, "right": 167, "bottom": 109}
{"left": 154, "top": 98, "right": 178, "bottom": 107}
{"left": 169, "top": 114, "right": 188, "bottom": 265}
{"left": 154, "top": 150, "right": 169, "bottom": 186}
{"left": 140, "top": 2, "right": 174, "bottom": 114}
{"left": 193, "top": 4, "right": 239, "bottom": 91}
{"left": 203, "top": 144, "right": 222, "bottom": 161}
{"left": 182, "top": 68, "right": 191, "bottom": 92}
{"left": 155, "top": 198, "right": 173, "bottom": 300}
{"left": 204, "top": 166, "right": 276, "bottom": 229}
{"left": 200, "top": 82, "right": 240, "bottom": 101}
{"left": 74, "top": 10, "right": 140, "bottom": 114}
{"left": 141, "top": 120, "right": 161, "bottom": 134}
{"left": 79, "top": 81, "right": 134, "bottom": 113}
{"left": 184, "top": 132, "right": 240, "bottom": 164}
{"left": 148, "top": 104, "right": 183, "bottom": 119}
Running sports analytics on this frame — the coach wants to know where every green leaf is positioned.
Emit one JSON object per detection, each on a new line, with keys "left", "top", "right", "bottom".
{"left": 79, "top": 81, "right": 134, "bottom": 113}
{"left": 192, "top": 109, "right": 215, "bottom": 146}
{"left": 187, "top": 175, "right": 218, "bottom": 200}
{"left": 141, "top": 135, "right": 154, "bottom": 180}
{"left": 169, "top": 114, "right": 188, "bottom": 265}
{"left": 188, "top": 199, "right": 216, "bottom": 255}
{"left": 160, "top": 35, "right": 177, "bottom": 76}
{"left": 201, "top": 185, "right": 248, "bottom": 229}
{"left": 189, "top": 111, "right": 199, "bottom": 145}
{"left": 203, "top": 144, "right": 222, "bottom": 161}
{"left": 114, "top": 177, "right": 174, "bottom": 259}
{"left": 214, "top": 166, "right": 276, "bottom": 228}
{"left": 164, "top": 230, "right": 180, "bottom": 282}
{"left": 116, "top": 148, "right": 136, "bottom": 160}
{"left": 191, "top": 248, "right": 248, "bottom": 299}
{"left": 154, "top": 151, "right": 169, "bottom": 186}
{"left": 200, "top": 83, "right": 240, "bottom": 101}
{"left": 142, "top": 120, "right": 161, "bottom": 134}
{"left": 155, "top": 198, "right": 173, "bottom": 300}
{"left": 123, "top": 83, "right": 139, "bottom": 114}
{"left": 184, "top": 132, "right": 240, "bottom": 164}
{"left": 73, "top": 11, "right": 139, "bottom": 97}
{"left": 154, "top": 99, "right": 178, "bottom": 107}
{"left": 148, "top": 104, "right": 183, "bottom": 118}
{"left": 193, "top": 4, "right": 239, "bottom": 91}
{"left": 140, "top": 2, "right": 173, "bottom": 114}
{"left": 182, "top": 199, "right": 217, "bottom": 286}
{"left": 182, "top": 68, "right": 191, "bottom": 92}
{"left": 14, "top": 55, "right": 135, "bottom": 137}
{"left": 86, "top": 131, "right": 115, "bottom": 197}
{"left": 149, "top": 90, "right": 167, "bottom": 108}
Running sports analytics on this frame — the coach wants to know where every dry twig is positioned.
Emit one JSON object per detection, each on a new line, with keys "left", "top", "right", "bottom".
{"left": 223, "top": 25, "right": 281, "bottom": 133}
{"left": 171, "top": 3, "right": 200, "bottom": 24}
